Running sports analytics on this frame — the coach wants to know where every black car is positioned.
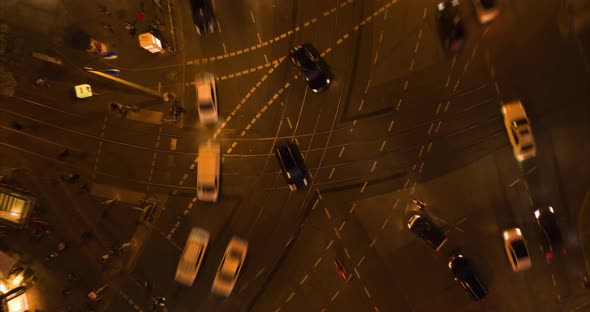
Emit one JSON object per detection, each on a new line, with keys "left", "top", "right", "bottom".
{"left": 407, "top": 214, "right": 448, "bottom": 252}
{"left": 190, "top": 0, "right": 216, "bottom": 36}
{"left": 437, "top": 0, "right": 466, "bottom": 53}
{"left": 275, "top": 140, "right": 308, "bottom": 191}
{"left": 448, "top": 254, "right": 488, "bottom": 301}
{"left": 534, "top": 206, "right": 565, "bottom": 261}
{"left": 289, "top": 42, "right": 332, "bottom": 93}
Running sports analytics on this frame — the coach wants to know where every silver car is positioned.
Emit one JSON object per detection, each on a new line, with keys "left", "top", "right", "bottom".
{"left": 175, "top": 227, "right": 210, "bottom": 286}
{"left": 196, "top": 72, "right": 218, "bottom": 125}
{"left": 211, "top": 237, "right": 248, "bottom": 296}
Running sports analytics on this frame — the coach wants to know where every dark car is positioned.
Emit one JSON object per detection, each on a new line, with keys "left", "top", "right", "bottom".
{"left": 437, "top": 0, "right": 466, "bottom": 53}
{"left": 190, "top": 0, "right": 216, "bottom": 36}
{"left": 289, "top": 42, "right": 331, "bottom": 93}
{"left": 275, "top": 140, "right": 308, "bottom": 191}
{"left": 407, "top": 214, "right": 448, "bottom": 252}
{"left": 534, "top": 206, "right": 565, "bottom": 261}
{"left": 448, "top": 254, "right": 488, "bottom": 301}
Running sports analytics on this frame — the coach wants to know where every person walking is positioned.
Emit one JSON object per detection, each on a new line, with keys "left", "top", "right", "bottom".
{"left": 34, "top": 77, "right": 50, "bottom": 87}
{"left": 58, "top": 149, "right": 70, "bottom": 160}
{"left": 103, "top": 24, "right": 114, "bottom": 33}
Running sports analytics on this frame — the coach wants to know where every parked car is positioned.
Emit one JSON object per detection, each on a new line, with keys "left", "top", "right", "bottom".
{"left": 195, "top": 72, "right": 218, "bottom": 124}
{"left": 289, "top": 42, "right": 332, "bottom": 93}
{"left": 472, "top": 0, "right": 500, "bottom": 23}
{"left": 501, "top": 100, "right": 536, "bottom": 162}
{"left": 190, "top": 0, "right": 216, "bottom": 36}
{"left": 437, "top": 0, "right": 466, "bottom": 53}
{"left": 448, "top": 254, "right": 488, "bottom": 301}
{"left": 275, "top": 140, "right": 308, "bottom": 191}
{"left": 175, "top": 227, "right": 209, "bottom": 286}
{"left": 211, "top": 237, "right": 248, "bottom": 297}
{"left": 407, "top": 214, "right": 448, "bottom": 252}
{"left": 534, "top": 206, "right": 566, "bottom": 261}
{"left": 502, "top": 227, "right": 531, "bottom": 271}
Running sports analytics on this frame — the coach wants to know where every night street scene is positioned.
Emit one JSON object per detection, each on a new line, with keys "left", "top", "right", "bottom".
{"left": 1, "top": 0, "right": 590, "bottom": 311}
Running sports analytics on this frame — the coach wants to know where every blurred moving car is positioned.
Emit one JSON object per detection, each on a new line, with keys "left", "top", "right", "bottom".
{"left": 472, "top": 0, "right": 500, "bottom": 23}
{"left": 190, "top": 0, "right": 216, "bottom": 36}
{"left": 289, "top": 42, "right": 332, "bottom": 93}
{"left": 407, "top": 214, "right": 448, "bottom": 252}
{"left": 196, "top": 72, "right": 218, "bottom": 124}
{"left": 502, "top": 228, "right": 531, "bottom": 271}
{"left": 275, "top": 140, "right": 308, "bottom": 191}
{"left": 501, "top": 100, "right": 536, "bottom": 162}
{"left": 534, "top": 206, "right": 566, "bottom": 261}
{"left": 437, "top": 0, "right": 466, "bottom": 53}
{"left": 175, "top": 227, "right": 210, "bottom": 286}
{"left": 212, "top": 237, "right": 248, "bottom": 297}
{"left": 197, "top": 143, "right": 220, "bottom": 202}
{"left": 448, "top": 254, "right": 488, "bottom": 301}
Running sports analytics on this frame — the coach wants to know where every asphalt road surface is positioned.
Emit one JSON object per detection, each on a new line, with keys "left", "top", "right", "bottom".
{"left": 1, "top": 0, "right": 590, "bottom": 311}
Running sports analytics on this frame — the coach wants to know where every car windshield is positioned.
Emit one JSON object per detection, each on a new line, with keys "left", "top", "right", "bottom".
{"left": 199, "top": 185, "right": 215, "bottom": 193}
{"left": 511, "top": 240, "right": 528, "bottom": 258}
{"left": 521, "top": 144, "right": 534, "bottom": 151}
{"left": 514, "top": 118, "right": 529, "bottom": 127}
{"left": 481, "top": 0, "right": 496, "bottom": 9}
{"left": 200, "top": 101, "right": 213, "bottom": 110}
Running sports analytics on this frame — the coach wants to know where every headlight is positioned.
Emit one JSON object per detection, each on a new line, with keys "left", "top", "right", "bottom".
{"left": 515, "top": 228, "right": 521, "bottom": 236}
{"left": 548, "top": 206, "right": 554, "bottom": 213}
{"left": 326, "top": 78, "right": 331, "bottom": 84}
{"left": 311, "top": 88, "right": 319, "bottom": 93}
{"left": 534, "top": 210, "right": 540, "bottom": 218}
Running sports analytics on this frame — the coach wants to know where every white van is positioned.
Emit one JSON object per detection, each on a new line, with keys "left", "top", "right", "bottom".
{"left": 175, "top": 227, "right": 210, "bottom": 286}
{"left": 197, "top": 143, "right": 220, "bottom": 202}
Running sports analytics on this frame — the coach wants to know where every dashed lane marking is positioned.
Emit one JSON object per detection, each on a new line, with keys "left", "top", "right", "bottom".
{"left": 185, "top": 0, "right": 356, "bottom": 66}
{"left": 225, "top": 81, "right": 290, "bottom": 154}
{"left": 212, "top": 58, "right": 286, "bottom": 140}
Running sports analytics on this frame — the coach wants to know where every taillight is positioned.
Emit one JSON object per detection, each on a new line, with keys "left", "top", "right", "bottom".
{"left": 562, "top": 248, "right": 567, "bottom": 255}
{"left": 546, "top": 252, "right": 552, "bottom": 260}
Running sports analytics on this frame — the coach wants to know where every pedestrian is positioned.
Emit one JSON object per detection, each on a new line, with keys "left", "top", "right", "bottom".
{"left": 103, "top": 24, "right": 114, "bottom": 33}
{"left": 81, "top": 231, "right": 92, "bottom": 241}
{"left": 67, "top": 272, "right": 78, "bottom": 281}
{"left": 125, "top": 22, "right": 137, "bottom": 36}
{"left": 35, "top": 77, "right": 50, "bottom": 88}
{"left": 58, "top": 149, "right": 70, "bottom": 160}
{"left": 162, "top": 91, "right": 169, "bottom": 103}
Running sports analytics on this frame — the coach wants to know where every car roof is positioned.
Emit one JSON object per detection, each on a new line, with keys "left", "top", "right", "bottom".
{"left": 510, "top": 240, "right": 528, "bottom": 258}
{"left": 538, "top": 211, "right": 563, "bottom": 246}
{"left": 276, "top": 140, "right": 305, "bottom": 175}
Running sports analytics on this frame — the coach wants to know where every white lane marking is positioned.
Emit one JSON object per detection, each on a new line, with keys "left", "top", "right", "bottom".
{"left": 250, "top": 10, "right": 256, "bottom": 24}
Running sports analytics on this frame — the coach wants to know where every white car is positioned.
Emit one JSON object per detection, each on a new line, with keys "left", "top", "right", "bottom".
{"left": 175, "top": 227, "right": 209, "bottom": 286}
{"left": 472, "top": 0, "right": 500, "bottom": 24}
{"left": 502, "top": 228, "right": 531, "bottom": 272}
{"left": 501, "top": 100, "right": 536, "bottom": 162}
{"left": 211, "top": 237, "right": 248, "bottom": 296}
{"left": 196, "top": 72, "right": 218, "bottom": 124}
